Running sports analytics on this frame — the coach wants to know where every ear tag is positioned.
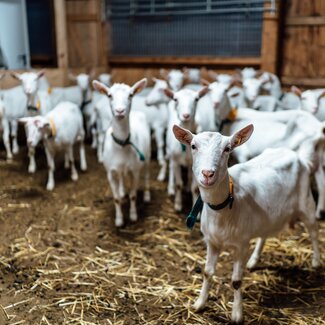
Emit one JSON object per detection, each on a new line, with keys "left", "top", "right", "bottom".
{"left": 36, "top": 100, "right": 41, "bottom": 110}
{"left": 47, "top": 87, "right": 52, "bottom": 95}
{"left": 237, "top": 138, "right": 241, "bottom": 146}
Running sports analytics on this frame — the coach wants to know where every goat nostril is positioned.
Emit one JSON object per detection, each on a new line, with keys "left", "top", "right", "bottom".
{"left": 202, "top": 170, "right": 215, "bottom": 178}
{"left": 183, "top": 114, "right": 190, "bottom": 119}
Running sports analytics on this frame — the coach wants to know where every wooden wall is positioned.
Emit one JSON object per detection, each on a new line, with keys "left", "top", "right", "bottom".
{"left": 280, "top": 0, "right": 325, "bottom": 87}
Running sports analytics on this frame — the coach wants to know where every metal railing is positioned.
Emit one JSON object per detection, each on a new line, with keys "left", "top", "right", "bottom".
{"left": 106, "top": 0, "right": 273, "bottom": 57}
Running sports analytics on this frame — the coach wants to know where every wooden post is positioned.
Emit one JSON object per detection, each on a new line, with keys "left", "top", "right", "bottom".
{"left": 260, "top": 0, "right": 282, "bottom": 73}
{"left": 54, "top": 0, "right": 68, "bottom": 84}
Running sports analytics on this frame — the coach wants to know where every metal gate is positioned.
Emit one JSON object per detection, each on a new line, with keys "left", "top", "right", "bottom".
{"left": 106, "top": 0, "right": 275, "bottom": 57}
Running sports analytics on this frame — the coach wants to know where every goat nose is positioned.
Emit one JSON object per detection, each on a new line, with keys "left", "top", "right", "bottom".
{"left": 183, "top": 113, "right": 190, "bottom": 119}
{"left": 202, "top": 170, "right": 215, "bottom": 179}
{"left": 116, "top": 109, "right": 125, "bottom": 114}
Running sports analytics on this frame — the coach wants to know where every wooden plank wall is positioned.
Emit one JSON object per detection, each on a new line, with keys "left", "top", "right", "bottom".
{"left": 66, "top": 0, "right": 106, "bottom": 69}
{"left": 281, "top": 0, "right": 325, "bottom": 87}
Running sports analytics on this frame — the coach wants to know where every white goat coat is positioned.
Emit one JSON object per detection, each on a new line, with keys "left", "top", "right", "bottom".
{"left": 45, "top": 102, "right": 84, "bottom": 150}
{"left": 200, "top": 148, "right": 311, "bottom": 249}
{"left": 102, "top": 111, "right": 151, "bottom": 174}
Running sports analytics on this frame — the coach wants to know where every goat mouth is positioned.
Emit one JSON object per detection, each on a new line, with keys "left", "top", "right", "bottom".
{"left": 200, "top": 178, "right": 217, "bottom": 188}
{"left": 115, "top": 114, "right": 125, "bottom": 120}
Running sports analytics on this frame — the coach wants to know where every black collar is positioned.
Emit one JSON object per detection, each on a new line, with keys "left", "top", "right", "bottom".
{"left": 207, "top": 193, "right": 234, "bottom": 210}
{"left": 186, "top": 176, "right": 235, "bottom": 230}
{"left": 27, "top": 105, "right": 38, "bottom": 112}
{"left": 111, "top": 133, "right": 130, "bottom": 146}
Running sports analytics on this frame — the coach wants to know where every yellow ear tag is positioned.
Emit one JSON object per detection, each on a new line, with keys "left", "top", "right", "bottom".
{"left": 36, "top": 100, "right": 41, "bottom": 110}
{"left": 237, "top": 138, "right": 241, "bottom": 146}
{"left": 228, "top": 108, "right": 238, "bottom": 121}
{"left": 47, "top": 87, "right": 52, "bottom": 95}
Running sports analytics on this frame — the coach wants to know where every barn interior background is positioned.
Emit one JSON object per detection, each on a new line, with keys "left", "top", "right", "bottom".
{"left": 0, "top": 0, "right": 325, "bottom": 88}
{"left": 0, "top": 1, "right": 325, "bottom": 324}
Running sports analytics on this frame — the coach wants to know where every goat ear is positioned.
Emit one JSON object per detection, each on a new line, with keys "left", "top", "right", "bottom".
{"left": 201, "top": 78, "right": 210, "bottom": 87}
{"left": 131, "top": 78, "right": 147, "bottom": 95}
{"left": 208, "top": 70, "right": 218, "bottom": 80}
{"left": 164, "top": 88, "right": 174, "bottom": 99}
{"left": 291, "top": 86, "right": 302, "bottom": 98}
{"left": 68, "top": 71, "right": 77, "bottom": 81}
{"left": 160, "top": 69, "right": 169, "bottom": 80}
{"left": 196, "top": 86, "right": 209, "bottom": 100}
{"left": 318, "top": 90, "right": 325, "bottom": 99}
{"left": 10, "top": 72, "right": 21, "bottom": 80}
{"left": 37, "top": 69, "right": 45, "bottom": 79}
{"left": 230, "top": 124, "right": 254, "bottom": 149}
{"left": 92, "top": 80, "right": 110, "bottom": 95}
{"left": 255, "top": 69, "right": 264, "bottom": 78}
{"left": 173, "top": 125, "right": 193, "bottom": 145}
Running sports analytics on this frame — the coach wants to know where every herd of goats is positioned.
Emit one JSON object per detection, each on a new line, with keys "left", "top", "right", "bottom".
{"left": 0, "top": 67, "right": 324, "bottom": 322}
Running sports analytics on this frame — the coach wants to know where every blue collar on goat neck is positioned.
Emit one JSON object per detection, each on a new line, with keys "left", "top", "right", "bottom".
{"left": 111, "top": 131, "right": 145, "bottom": 162}
{"left": 186, "top": 176, "right": 234, "bottom": 230}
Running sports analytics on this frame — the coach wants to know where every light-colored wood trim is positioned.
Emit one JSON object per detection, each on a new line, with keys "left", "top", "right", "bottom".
{"left": 54, "top": 0, "right": 69, "bottom": 73}
{"left": 282, "top": 76, "right": 325, "bottom": 88}
{"left": 108, "top": 56, "right": 261, "bottom": 67}
{"left": 286, "top": 16, "right": 325, "bottom": 26}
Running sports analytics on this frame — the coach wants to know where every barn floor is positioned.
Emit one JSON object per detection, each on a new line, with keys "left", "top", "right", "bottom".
{"left": 0, "top": 144, "right": 324, "bottom": 325}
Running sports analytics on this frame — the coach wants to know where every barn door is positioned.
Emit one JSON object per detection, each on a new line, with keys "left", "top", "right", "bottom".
{"left": 0, "top": 0, "right": 30, "bottom": 69}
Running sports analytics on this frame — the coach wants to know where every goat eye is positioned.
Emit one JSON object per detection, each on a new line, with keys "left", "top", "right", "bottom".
{"left": 191, "top": 144, "right": 196, "bottom": 150}
{"left": 107, "top": 93, "right": 112, "bottom": 98}
{"left": 224, "top": 146, "right": 231, "bottom": 153}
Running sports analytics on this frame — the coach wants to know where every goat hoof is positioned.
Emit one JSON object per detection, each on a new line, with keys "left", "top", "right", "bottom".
{"left": 12, "top": 147, "right": 19, "bottom": 154}
{"left": 130, "top": 212, "right": 138, "bottom": 222}
{"left": 312, "top": 258, "right": 320, "bottom": 268}
{"left": 318, "top": 210, "right": 325, "bottom": 220}
{"left": 231, "top": 310, "right": 243, "bottom": 324}
{"left": 28, "top": 165, "right": 36, "bottom": 174}
{"left": 192, "top": 299, "right": 206, "bottom": 312}
{"left": 174, "top": 203, "right": 182, "bottom": 212}
{"left": 115, "top": 218, "right": 124, "bottom": 228}
{"left": 71, "top": 173, "right": 79, "bottom": 181}
{"left": 46, "top": 183, "right": 54, "bottom": 191}
{"left": 144, "top": 191, "right": 151, "bottom": 202}
{"left": 246, "top": 259, "right": 258, "bottom": 270}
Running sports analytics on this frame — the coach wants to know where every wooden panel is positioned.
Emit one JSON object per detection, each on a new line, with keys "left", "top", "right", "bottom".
{"left": 68, "top": 21, "right": 99, "bottom": 68}
{"left": 285, "top": 0, "right": 325, "bottom": 18}
{"left": 260, "top": 0, "right": 282, "bottom": 74}
{"left": 286, "top": 16, "right": 325, "bottom": 26}
{"left": 54, "top": 0, "right": 68, "bottom": 70}
{"left": 281, "top": 25, "right": 325, "bottom": 79}
{"left": 282, "top": 76, "right": 325, "bottom": 87}
{"left": 66, "top": 0, "right": 97, "bottom": 15}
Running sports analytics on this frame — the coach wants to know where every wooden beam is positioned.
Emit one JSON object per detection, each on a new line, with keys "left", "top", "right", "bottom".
{"left": 67, "top": 14, "right": 98, "bottom": 22}
{"left": 286, "top": 16, "right": 325, "bottom": 26}
{"left": 282, "top": 76, "right": 325, "bottom": 88}
{"left": 108, "top": 56, "right": 261, "bottom": 67}
{"left": 54, "top": 0, "right": 69, "bottom": 79}
{"left": 260, "top": 0, "right": 282, "bottom": 74}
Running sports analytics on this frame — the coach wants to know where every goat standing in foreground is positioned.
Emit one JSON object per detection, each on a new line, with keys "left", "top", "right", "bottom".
{"left": 92, "top": 78, "right": 151, "bottom": 227}
{"left": 173, "top": 124, "right": 320, "bottom": 323}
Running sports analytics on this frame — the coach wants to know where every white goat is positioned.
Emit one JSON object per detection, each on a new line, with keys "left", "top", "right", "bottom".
{"left": 173, "top": 124, "right": 320, "bottom": 323}
{"left": 207, "top": 71, "right": 245, "bottom": 108}
{"left": 92, "top": 78, "right": 151, "bottom": 227}
{"left": 160, "top": 69, "right": 185, "bottom": 91}
{"left": 11, "top": 71, "right": 54, "bottom": 172}
{"left": 98, "top": 73, "right": 112, "bottom": 87}
{"left": 19, "top": 102, "right": 87, "bottom": 190}
{"left": 207, "top": 81, "right": 325, "bottom": 219}
{"left": 0, "top": 74, "right": 28, "bottom": 159}
{"left": 165, "top": 86, "right": 209, "bottom": 211}
{"left": 291, "top": 86, "right": 325, "bottom": 120}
